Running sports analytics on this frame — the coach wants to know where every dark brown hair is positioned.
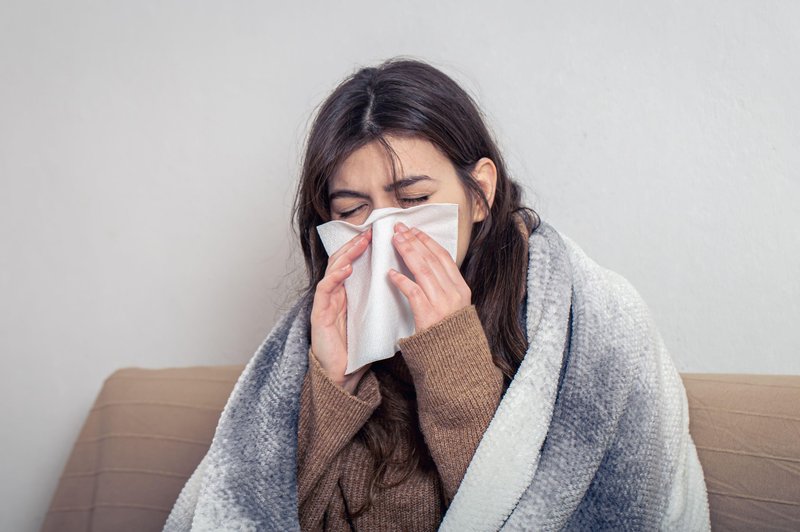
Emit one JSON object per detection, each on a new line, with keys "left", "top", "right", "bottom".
{"left": 291, "top": 57, "right": 540, "bottom": 518}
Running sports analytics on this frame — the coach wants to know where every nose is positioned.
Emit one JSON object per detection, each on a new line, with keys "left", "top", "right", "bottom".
{"left": 371, "top": 195, "right": 402, "bottom": 211}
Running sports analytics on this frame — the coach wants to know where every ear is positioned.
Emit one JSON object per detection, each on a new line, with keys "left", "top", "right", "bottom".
{"left": 470, "top": 157, "right": 498, "bottom": 222}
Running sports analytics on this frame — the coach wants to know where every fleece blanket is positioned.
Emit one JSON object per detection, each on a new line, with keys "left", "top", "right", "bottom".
{"left": 163, "top": 220, "right": 710, "bottom": 531}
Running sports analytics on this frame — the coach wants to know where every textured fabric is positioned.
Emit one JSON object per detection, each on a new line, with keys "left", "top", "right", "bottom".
{"left": 162, "top": 220, "right": 710, "bottom": 531}
{"left": 41, "top": 369, "right": 799, "bottom": 532}
{"left": 297, "top": 304, "right": 504, "bottom": 530}
{"left": 41, "top": 371, "right": 799, "bottom": 532}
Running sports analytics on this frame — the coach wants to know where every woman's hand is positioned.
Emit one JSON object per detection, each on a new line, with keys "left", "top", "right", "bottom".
{"left": 388, "top": 222, "right": 472, "bottom": 332}
{"left": 309, "top": 227, "right": 373, "bottom": 395}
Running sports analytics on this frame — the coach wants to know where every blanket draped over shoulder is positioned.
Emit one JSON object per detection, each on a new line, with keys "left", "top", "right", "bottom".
{"left": 163, "top": 221, "right": 710, "bottom": 531}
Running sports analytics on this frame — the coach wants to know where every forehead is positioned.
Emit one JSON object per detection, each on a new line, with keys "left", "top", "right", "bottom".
{"left": 329, "top": 136, "right": 450, "bottom": 190}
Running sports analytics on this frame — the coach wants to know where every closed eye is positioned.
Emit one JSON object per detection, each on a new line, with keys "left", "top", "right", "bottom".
{"left": 400, "top": 195, "right": 429, "bottom": 205}
{"left": 338, "top": 205, "right": 365, "bottom": 218}
{"left": 337, "top": 196, "right": 430, "bottom": 219}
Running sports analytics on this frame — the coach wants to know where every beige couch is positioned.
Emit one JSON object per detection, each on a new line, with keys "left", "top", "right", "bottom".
{"left": 41, "top": 367, "right": 800, "bottom": 531}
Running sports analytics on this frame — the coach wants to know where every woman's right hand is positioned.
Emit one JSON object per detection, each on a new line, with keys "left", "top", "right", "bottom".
{"left": 310, "top": 226, "right": 372, "bottom": 395}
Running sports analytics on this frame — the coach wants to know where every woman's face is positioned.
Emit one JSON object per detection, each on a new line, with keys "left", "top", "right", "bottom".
{"left": 327, "top": 135, "right": 496, "bottom": 267}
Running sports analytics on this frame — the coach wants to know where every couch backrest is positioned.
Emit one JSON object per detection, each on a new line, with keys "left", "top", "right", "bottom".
{"left": 682, "top": 373, "right": 800, "bottom": 530}
{"left": 41, "top": 367, "right": 800, "bottom": 531}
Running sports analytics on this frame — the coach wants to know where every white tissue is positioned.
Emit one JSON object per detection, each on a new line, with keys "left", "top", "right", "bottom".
{"left": 315, "top": 203, "right": 460, "bottom": 375}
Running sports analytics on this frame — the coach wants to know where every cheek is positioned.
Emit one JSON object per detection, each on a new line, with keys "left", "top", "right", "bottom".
{"left": 455, "top": 213, "right": 473, "bottom": 267}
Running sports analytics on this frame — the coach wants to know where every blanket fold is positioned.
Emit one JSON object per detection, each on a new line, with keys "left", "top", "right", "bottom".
{"left": 163, "top": 221, "right": 710, "bottom": 531}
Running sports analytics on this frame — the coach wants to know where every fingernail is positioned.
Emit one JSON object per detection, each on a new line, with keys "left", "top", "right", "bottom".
{"left": 396, "top": 222, "right": 408, "bottom": 232}
{"left": 394, "top": 231, "right": 406, "bottom": 242}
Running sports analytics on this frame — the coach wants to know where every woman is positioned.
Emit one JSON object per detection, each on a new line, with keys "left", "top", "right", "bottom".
{"left": 295, "top": 58, "right": 536, "bottom": 529}
{"left": 164, "top": 58, "right": 709, "bottom": 531}
{"left": 295, "top": 58, "right": 538, "bottom": 530}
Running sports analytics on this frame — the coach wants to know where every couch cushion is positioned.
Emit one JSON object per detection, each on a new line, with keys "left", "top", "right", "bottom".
{"left": 683, "top": 374, "right": 800, "bottom": 531}
{"left": 41, "top": 369, "right": 800, "bottom": 531}
{"left": 40, "top": 365, "right": 244, "bottom": 532}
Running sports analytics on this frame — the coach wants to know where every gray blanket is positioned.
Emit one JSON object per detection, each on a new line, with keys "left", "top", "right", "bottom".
{"left": 163, "top": 221, "right": 710, "bottom": 531}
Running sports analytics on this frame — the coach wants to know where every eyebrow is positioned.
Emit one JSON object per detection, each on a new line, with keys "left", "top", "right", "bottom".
{"left": 328, "top": 175, "right": 433, "bottom": 201}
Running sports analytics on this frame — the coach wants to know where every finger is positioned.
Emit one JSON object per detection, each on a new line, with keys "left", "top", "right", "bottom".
{"left": 393, "top": 224, "right": 451, "bottom": 298}
{"left": 387, "top": 268, "right": 433, "bottom": 321}
{"left": 315, "top": 262, "right": 353, "bottom": 300}
{"left": 326, "top": 228, "right": 371, "bottom": 274}
{"left": 408, "top": 226, "right": 463, "bottom": 288}
{"left": 402, "top": 226, "right": 456, "bottom": 288}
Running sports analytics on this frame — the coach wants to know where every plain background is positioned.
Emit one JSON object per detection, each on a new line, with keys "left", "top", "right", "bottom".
{"left": 1, "top": 1, "right": 798, "bottom": 530}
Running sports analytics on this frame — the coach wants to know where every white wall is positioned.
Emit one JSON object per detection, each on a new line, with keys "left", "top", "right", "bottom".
{"left": 1, "top": 1, "right": 798, "bottom": 530}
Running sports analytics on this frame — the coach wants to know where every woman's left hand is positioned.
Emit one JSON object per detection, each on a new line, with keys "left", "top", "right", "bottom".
{"left": 388, "top": 221, "right": 472, "bottom": 332}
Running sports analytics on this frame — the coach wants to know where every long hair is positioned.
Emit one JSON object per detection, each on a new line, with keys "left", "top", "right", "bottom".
{"left": 290, "top": 57, "right": 540, "bottom": 518}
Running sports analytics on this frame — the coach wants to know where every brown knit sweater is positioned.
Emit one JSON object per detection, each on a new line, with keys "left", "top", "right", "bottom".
{"left": 296, "top": 304, "right": 505, "bottom": 531}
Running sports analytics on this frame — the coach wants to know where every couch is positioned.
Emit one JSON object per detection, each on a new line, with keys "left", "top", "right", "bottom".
{"left": 41, "top": 367, "right": 800, "bottom": 531}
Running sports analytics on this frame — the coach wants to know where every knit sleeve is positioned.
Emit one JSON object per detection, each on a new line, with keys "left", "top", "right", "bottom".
{"left": 397, "top": 305, "right": 504, "bottom": 506}
{"left": 296, "top": 347, "right": 381, "bottom": 525}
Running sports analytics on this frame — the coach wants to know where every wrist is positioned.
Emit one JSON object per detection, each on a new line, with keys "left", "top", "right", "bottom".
{"left": 335, "top": 375, "right": 359, "bottom": 395}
